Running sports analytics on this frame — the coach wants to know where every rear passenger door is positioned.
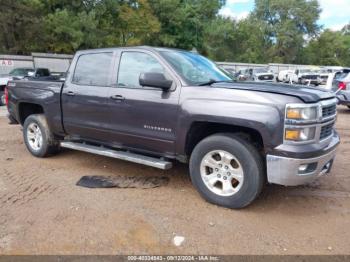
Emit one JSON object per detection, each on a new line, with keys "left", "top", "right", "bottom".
{"left": 107, "top": 50, "right": 181, "bottom": 155}
{"left": 62, "top": 51, "right": 115, "bottom": 142}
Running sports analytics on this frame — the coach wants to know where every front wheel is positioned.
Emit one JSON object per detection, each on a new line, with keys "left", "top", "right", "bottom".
{"left": 189, "top": 134, "right": 265, "bottom": 209}
{"left": 23, "top": 114, "right": 60, "bottom": 157}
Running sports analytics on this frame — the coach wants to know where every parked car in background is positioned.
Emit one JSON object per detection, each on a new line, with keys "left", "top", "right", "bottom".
{"left": 6, "top": 46, "right": 339, "bottom": 209}
{"left": 276, "top": 69, "right": 293, "bottom": 82}
{"left": 288, "top": 68, "right": 321, "bottom": 86}
{"left": 333, "top": 68, "right": 350, "bottom": 108}
{"left": 0, "top": 68, "right": 35, "bottom": 82}
{"left": 318, "top": 69, "right": 331, "bottom": 86}
{"left": 324, "top": 66, "right": 344, "bottom": 73}
{"left": 244, "top": 68, "right": 275, "bottom": 82}
{"left": 25, "top": 68, "right": 59, "bottom": 81}
{"left": 234, "top": 70, "right": 247, "bottom": 81}
{"left": 51, "top": 72, "right": 68, "bottom": 81}
{"left": 0, "top": 68, "right": 57, "bottom": 106}
{"left": 0, "top": 68, "right": 35, "bottom": 105}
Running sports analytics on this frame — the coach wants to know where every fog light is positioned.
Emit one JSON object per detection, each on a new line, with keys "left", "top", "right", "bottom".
{"left": 298, "top": 162, "right": 317, "bottom": 175}
{"left": 298, "top": 164, "right": 308, "bottom": 172}
{"left": 285, "top": 130, "right": 300, "bottom": 140}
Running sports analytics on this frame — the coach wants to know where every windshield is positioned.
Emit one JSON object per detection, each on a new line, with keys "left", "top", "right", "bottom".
{"left": 160, "top": 51, "right": 232, "bottom": 85}
{"left": 9, "top": 68, "right": 34, "bottom": 76}
{"left": 335, "top": 72, "right": 349, "bottom": 80}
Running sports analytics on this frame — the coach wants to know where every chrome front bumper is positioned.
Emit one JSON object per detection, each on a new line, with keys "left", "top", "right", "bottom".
{"left": 266, "top": 149, "right": 337, "bottom": 186}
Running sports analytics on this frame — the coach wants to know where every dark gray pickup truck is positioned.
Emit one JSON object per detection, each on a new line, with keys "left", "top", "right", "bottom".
{"left": 5, "top": 46, "right": 340, "bottom": 208}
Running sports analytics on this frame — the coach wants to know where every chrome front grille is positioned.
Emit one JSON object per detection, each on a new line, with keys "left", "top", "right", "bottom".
{"left": 320, "top": 123, "right": 334, "bottom": 140}
{"left": 319, "top": 101, "right": 337, "bottom": 141}
{"left": 302, "top": 75, "right": 318, "bottom": 79}
{"left": 258, "top": 75, "right": 274, "bottom": 81}
{"left": 322, "top": 104, "right": 337, "bottom": 118}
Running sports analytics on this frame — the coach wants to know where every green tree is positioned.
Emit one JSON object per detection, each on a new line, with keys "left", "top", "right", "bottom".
{"left": 117, "top": 0, "right": 160, "bottom": 46}
{"left": 41, "top": 0, "right": 160, "bottom": 53}
{"left": 0, "top": 0, "right": 43, "bottom": 54}
{"left": 254, "top": 0, "right": 321, "bottom": 63}
{"left": 203, "top": 16, "right": 270, "bottom": 63}
{"left": 302, "top": 28, "right": 350, "bottom": 66}
{"left": 43, "top": 9, "right": 99, "bottom": 53}
{"left": 203, "top": 17, "right": 238, "bottom": 61}
{"left": 234, "top": 17, "right": 271, "bottom": 63}
{"left": 148, "top": 0, "right": 225, "bottom": 51}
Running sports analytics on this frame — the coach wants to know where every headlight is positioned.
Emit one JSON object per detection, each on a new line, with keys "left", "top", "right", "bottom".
{"left": 286, "top": 105, "right": 318, "bottom": 121}
{"left": 285, "top": 127, "right": 316, "bottom": 142}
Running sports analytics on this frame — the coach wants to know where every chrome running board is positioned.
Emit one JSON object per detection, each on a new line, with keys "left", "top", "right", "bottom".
{"left": 60, "top": 141, "right": 173, "bottom": 170}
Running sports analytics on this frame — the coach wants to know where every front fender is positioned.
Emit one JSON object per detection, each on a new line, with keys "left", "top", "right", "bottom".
{"left": 176, "top": 99, "right": 284, "bottom": 155}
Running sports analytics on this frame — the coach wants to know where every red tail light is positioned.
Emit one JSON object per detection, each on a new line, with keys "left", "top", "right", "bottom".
{"left": 4, "top": 87, "right": 9, "bottom": 105}
{"left": 338, "top": 82, "right": 347, "bottom": 90}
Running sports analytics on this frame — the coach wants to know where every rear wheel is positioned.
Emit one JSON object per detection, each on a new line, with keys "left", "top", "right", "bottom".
{"left": 189, "top": 134, "right": 265, "bottom": 209}
{"left": 23, "top": 114, "right": 60, "bottom": 157}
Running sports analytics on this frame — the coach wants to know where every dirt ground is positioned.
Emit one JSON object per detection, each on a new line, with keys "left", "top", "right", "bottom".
{"left": 0, "top": 106, "right": 350, "bottom": 255}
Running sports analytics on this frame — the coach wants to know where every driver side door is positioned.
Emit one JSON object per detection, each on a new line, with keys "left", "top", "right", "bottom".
{"left": 107, "top": 50, "right": 181, "bottom": 156}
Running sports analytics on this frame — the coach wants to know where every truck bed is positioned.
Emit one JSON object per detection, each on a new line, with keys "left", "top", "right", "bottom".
{"left": 7, "top": 79, "right": 65, "bottom": 134}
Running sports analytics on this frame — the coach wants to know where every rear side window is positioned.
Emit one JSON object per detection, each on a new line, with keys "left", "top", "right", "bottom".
{"left": 73, "top": 53, "right": 113, "bottom": 86}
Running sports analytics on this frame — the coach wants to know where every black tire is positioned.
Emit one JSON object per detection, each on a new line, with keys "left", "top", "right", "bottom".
{"left": 189, "top": 133, "right": 265, "bottom": 209}
{"left": 23, "top": 114, "right": 60, "bottom": 157}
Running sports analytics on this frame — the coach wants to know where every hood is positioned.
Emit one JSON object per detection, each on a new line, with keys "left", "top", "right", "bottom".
{"left": 212, "top": 81, "right": 335, "bottom": 103}
{"left": 254, "top": 72, "right": 274, "bottom": 76}
{"left": 300, "top": 73, "right": 319, "bottom": 76}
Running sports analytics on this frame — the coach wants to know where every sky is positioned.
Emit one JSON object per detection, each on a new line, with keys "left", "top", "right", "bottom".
{"left": 219, "top": 0, "right": 350, "bottom": 31}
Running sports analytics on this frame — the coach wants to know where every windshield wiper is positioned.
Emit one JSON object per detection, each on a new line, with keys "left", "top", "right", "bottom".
{"left": 197, "top": 79, "right": 234, "bottom": 86}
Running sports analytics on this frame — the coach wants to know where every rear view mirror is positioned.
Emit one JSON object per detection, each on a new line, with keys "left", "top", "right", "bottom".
{"left": 139, "top": 72, "right": 173, "bottom": 91}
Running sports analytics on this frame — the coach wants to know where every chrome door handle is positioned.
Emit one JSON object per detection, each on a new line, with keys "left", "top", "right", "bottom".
{"left": 66, "top": 91, "right": 75, "bottom": 96}
{"left": 110, "top": 95, "right": 125, "bottom": 101}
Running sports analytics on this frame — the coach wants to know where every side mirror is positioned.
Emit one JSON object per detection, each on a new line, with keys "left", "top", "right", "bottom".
{"left": 27, "top": 71, "right": 35, "bottom": 77}
{"left": 139, "top": 72, "right": 173, "bottom": 91}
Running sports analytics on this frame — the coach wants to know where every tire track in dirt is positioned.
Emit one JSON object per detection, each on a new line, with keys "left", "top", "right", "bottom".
{"left": 0, "top": 168, "right": 59, "bottom": 208}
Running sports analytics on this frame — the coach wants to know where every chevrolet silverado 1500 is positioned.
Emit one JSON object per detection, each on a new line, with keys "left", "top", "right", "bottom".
{"left": 5, "top": 47, "right": 340, "bottom": 208}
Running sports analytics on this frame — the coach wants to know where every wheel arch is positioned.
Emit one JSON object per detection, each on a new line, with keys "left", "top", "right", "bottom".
{"left": 184, "top": 121, "right": 265, "bottom": 158}
{"left": 18, "top": 102, "right": 45, "bottom": 125}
